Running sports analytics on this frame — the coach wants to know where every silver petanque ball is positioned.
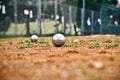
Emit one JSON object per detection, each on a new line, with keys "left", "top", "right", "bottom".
{"left": 52, "top": 33, "right": 65, "bottom": 47}
{"left": 30, "top": 35, "right": 38, "bottom": 42}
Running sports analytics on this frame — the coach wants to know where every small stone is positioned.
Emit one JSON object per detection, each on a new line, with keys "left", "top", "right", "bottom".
{"left": 93, "top": 61, "right": 104, "bottom": 69}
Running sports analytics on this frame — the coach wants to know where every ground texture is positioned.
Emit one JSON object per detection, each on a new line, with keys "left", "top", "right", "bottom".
{"left": 0, "top": 35, "right": 120, "bottom": 80}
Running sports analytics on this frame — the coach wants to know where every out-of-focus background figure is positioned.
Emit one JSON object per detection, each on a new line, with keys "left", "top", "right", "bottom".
{"left": 116, "top": 0, "right": 120, "bottom": 7}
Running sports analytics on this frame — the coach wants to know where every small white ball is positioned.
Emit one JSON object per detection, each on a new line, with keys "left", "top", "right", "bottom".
{"left": 52, "top": 33, "right": 65, "bottom": 47}
{"left": 30, "top": 35, "right": 38, "bottom": 42}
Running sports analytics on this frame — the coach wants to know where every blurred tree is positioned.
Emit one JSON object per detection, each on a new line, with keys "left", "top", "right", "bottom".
{"left": 77, "top": 0, "right": 117, "bottom": 9}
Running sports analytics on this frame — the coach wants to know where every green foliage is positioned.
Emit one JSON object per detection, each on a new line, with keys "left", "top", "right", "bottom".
{"left": 64, "top": 39, "right": 119, "bottom": 49}
{"left": 18, "top": 39, "right": 33, "bottom": 49}
{"left": 88, "top": 43, "right": 101, "bottom": 49}
{"left": 103, "top": 39, "right": 112, "bottom": 43}
{"left": 18, "top": 46, "right": 28, "bottom": 49}
{"left": 77, "top": 0, "right": 117, "bottom": 9}
{"left": 18, "top": 43, "right": 33, "bottom": 49}
{"left": 114, "top": 40, "right": 120, "bottom": 43}
{"left": 105, "top": 43, "right": 119, "bottom": 49}
{"left": 71, "top": 41, "right": 78, "bottom": 47}
{"left": 64, "top": 39, "right": 79, "bottom": 47}
{"left": 64, "top": 40, "right": 71, "bottom": 47}
{"left": 89, "top": 39, "right": 98, "bottom": 42}
{"left": 38, "top": 39, "right": 49, "bottom": 46}
{"left": 25, "top": 40, "right": 31, "bottom": 44}
{"left": 79, "top": 40, "right": 87, "bottom": 45}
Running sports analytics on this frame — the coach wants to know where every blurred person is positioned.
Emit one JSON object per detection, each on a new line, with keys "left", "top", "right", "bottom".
{"left": 116, "top": 0, "right": 120, "bottom": 7}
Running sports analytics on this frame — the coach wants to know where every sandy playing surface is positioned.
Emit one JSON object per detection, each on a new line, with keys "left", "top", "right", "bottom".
{"left": 0, "top": 35, "right": 120, "bottom": 80}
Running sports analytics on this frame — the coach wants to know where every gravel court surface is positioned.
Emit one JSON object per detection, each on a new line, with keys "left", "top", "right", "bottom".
{"left": 0, "top": 35, "right": 120, "bottom": 80}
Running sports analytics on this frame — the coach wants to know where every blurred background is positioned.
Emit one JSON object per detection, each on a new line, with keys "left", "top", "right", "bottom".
{"left": 0, "top": 0, "right": 120, "bottom": 37}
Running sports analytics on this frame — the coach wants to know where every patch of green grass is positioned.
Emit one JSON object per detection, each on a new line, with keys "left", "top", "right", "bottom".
{"left": 64, "top": 40, "right": 71, "bottom": 47}
{"left": 64, "top": 39, "right": 79, "bottom": 47}
{"left": 114, "top": 39, "right": 120, "bottom": 43}
{"left": 71, "top": 40, "right": 79, "bottom": 47}
{"left": 88, "top": 43, "right": 101, "bottom": 49}
{"left": 25, "top": 40, "right": 31, "bottom": 44}
{"left": 79, "top": 40, "right": 87, "bottom": 45}
{"left": 103, "top": 39, "right": 112, "bottom": 43}
{"left": 18, "top": 43, "right": 33, "bottom": 49}
{"left": 105, "top": 43, "right": 119, "bottom": 49}
{"left": 89, "top": 39, "right": 98, "bottom": 42}
{"left": 18, "top": 46, "right": 28, "bottom": 49}
{"left": 38, "top": 39, "right": 49, "bottom": 46}
{"left": 38, "top": 39, "right": 46, "bottom": 44}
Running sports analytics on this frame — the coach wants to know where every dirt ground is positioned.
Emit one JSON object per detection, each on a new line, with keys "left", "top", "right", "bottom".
{"left": 0, "top": 35, "right": 120, "bottom": 80}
